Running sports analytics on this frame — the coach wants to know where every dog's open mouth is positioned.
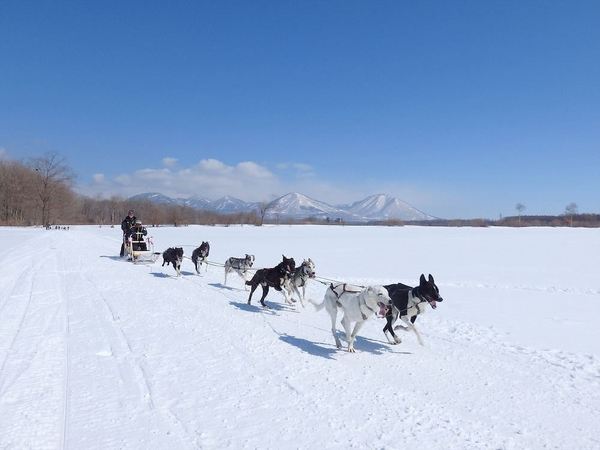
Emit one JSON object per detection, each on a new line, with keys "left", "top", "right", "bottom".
{"left": 377, "top": 302, "right": 390, "bottom": 317}
{"left": 429, "top": 300, "right": 437, "bottom": 309}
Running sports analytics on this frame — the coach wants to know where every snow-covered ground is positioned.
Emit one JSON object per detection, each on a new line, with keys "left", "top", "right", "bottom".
{"left": 1, "top": 225, "right": 599, "bottom": 449}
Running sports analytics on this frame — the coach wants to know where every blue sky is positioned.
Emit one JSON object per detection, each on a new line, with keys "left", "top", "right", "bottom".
{"left": 1, "top": 0, "right": 599, "bottom": 219}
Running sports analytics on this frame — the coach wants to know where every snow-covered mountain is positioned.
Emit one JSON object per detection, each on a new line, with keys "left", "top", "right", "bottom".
{"left": 128, "top": 192, "right": 435, "bottom": 221}
{"left": 346, "top": 194, "right": 436, "bottom": 221}
{"left": 129, "top": 192, "right": 184, "bottom": 206}
{"left": 211, "top": 196, "right": 257, "bottom": 213}
{"left": 182, "top": 196, "right": 213, "bottom": 210}
{"left": 265, "top": 193, "right": 352, "bottom": 220}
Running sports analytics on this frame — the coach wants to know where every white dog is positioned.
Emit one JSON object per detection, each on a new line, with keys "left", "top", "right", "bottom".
{"left": 310, "top": 283, "right": 391, "bottom": 353}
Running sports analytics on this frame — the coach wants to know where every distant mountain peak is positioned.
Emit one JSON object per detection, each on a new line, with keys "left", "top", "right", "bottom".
{"left": 128, "top": 191, "right": 435, "bottom": 221}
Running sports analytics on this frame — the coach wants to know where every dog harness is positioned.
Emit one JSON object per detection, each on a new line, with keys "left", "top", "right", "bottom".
{"left": 329, "top": 283, "right": 378, "bottom": 320}
{"left": 329, "top": 283, "right": 362, "bottom": 300}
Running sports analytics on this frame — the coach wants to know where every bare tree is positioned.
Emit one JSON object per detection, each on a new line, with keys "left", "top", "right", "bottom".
{"left": 257, "top": 201, "right": 272, "bottom": 226}
{"left": 27, "top": 152, "right": 74, "bottom": 225}
{"left": 515, "top": 203, "right": 526, "bottom": 225}
{"left": 565, "top": 202, "right": 578, "bottom": 227}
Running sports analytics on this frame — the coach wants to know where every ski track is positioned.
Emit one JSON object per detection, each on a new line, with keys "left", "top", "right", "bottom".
{"left": 0, "top": 225, "right": 599, "bottom": 449}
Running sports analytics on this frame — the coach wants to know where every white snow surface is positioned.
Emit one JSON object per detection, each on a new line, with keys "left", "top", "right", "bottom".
{"left": 1, "top": 225, "right": 599, "bottom": 449}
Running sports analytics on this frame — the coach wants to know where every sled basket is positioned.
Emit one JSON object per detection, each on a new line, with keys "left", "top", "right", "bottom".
{"left": 125, "top": 236, "right": 160, "bottom": 264}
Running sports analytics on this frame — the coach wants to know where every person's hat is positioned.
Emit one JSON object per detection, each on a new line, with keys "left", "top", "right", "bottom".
{"left": 128, "top": 209, "right": 135, "bottom": 215}
{"left": 135, "top": 219, "right": 142, "bottom": 225}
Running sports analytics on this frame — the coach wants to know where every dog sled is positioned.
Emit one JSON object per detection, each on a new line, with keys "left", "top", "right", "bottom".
{"left": 124, "top": 235, "right": 160, "bottom": 264}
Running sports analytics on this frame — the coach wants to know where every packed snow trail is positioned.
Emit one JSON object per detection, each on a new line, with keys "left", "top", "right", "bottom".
{"left": 0, "top": 225, "right": 599, "bottom": 449}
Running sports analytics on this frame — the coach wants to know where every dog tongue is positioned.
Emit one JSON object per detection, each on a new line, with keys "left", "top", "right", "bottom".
{"left": 430, "top": 301, "right": 437, "bottom": 309}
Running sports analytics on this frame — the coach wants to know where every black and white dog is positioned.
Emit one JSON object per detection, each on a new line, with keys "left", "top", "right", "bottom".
{"left": 162, "top": 247, "right": 184, "bottom": 276}
{"left": 191, "top": 241, "right": 210, "bottom": 274}
{"left": 224, "top": 254, "right": 255, "bottom": 288}
{"left": 246, "top": 255, "right": 295, "bottom": 308}
{"left": 284, "top": 258, "right": 316, "bottom": 307}
{"left": 382, "top": 274, "right": 443, "bottom": 345}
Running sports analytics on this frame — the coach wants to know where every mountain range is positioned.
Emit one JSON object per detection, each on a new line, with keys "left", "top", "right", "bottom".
{"left": 128, "top": 192, "right": 436, "bottom": 222}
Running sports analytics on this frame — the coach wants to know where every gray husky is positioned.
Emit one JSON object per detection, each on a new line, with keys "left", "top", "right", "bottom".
{"left": 284, "top": 258, "right": 316, "bottom": 307}
{"left": 224, "top": 254, "right": 255, "bottom": 289}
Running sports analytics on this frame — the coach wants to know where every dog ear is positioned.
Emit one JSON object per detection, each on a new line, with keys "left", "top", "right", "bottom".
{"left": 420, "top": 274, "right": 426, "bottom": 285}
{"left": 428, "top": 274, "right": 435, "bottom": 284}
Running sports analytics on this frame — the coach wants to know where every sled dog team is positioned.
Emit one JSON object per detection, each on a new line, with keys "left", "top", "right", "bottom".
{"left": 161, "top": 245, "right": 443, "bottom": 353}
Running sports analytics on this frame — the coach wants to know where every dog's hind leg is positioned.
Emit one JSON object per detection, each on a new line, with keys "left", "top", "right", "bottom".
{"left": 247, "top": 283, "right": 258, "bottom": 304}
{"left": 328, "top": 306, "right": 342, "bottom": 349}
{"left": 224, "top": 267, "right": 229, "bottom": 286}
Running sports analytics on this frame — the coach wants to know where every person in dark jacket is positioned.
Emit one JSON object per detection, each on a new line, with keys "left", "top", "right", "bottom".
{"left": 128, "top": 219, "right": 148, "bottom": 251}
{"left": 120, "top": 209, "right": 136, "bottom": 256}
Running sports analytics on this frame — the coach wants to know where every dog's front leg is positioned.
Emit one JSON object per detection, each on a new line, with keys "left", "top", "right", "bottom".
{"left": 340, "top": 315, "right": 353, "bottom": 351}
{"left": 401, "top": 317, "right": 424, "bottom": 346}
{"left": 281, "top": 284, "right": 294, "bottom": 305}
{"left": 259, "top": 284, "right": 270, "bottom": 308}
{"left": 385, "top": 313, "right": 401, "bottom": 344}
{"left": 348, "top": 320, "right": 365, "bottom": 353}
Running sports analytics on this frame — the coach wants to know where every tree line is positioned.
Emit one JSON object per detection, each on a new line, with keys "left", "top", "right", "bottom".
{"left": 0, "top": 153, "right": 263, "bottom": 227}
{"left": 1, "top": 153, "right": 597, "bottom": 227}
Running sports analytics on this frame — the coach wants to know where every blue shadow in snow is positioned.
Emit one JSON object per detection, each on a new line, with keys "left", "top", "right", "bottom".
{"left": 279, "top": 334, "right": 337, "bottom": 360}
{"left": 229, "top": 301, "right": 278, "bottom": 315}
{"left": 150, "top": 272, "right": 171, "bottom": 278}
{"left": 352, "top": 336, "right": 412, "bottom": 355}
{"left": 209, "top": 283, "right": 242, "bottom": 291}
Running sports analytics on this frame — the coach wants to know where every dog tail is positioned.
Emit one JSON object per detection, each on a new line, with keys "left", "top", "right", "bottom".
{"left": 307, "top": 297, "right": 326, "bottom": 312}
{"left": 245, "top": 270, "right": 260, "bottom": 286}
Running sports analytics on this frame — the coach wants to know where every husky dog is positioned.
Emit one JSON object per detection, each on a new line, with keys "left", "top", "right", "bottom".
{"left": 162, "top": 247, "right": 184, "bottom": 276}
{"left": 310, "top": 283, "right": 391, "bottom": 353}
{"left": 382, "top": 274, "right": 443, "bottom": 346}
{"left": 246, "top": 255, "right": 295, "bottom": 308}
{"left": 284, "top": 258, "right": 316, "bottom": 307}
{"left": 224, "top": 254, "right": 255, "bottom": 288}
{"left": 191, "top": 241, "right": 210, "bottom": 274}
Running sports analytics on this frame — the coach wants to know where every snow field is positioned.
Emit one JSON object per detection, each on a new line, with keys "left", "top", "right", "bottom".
{"left": 0, "top": 225, "right": 599, "bottom": 449}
